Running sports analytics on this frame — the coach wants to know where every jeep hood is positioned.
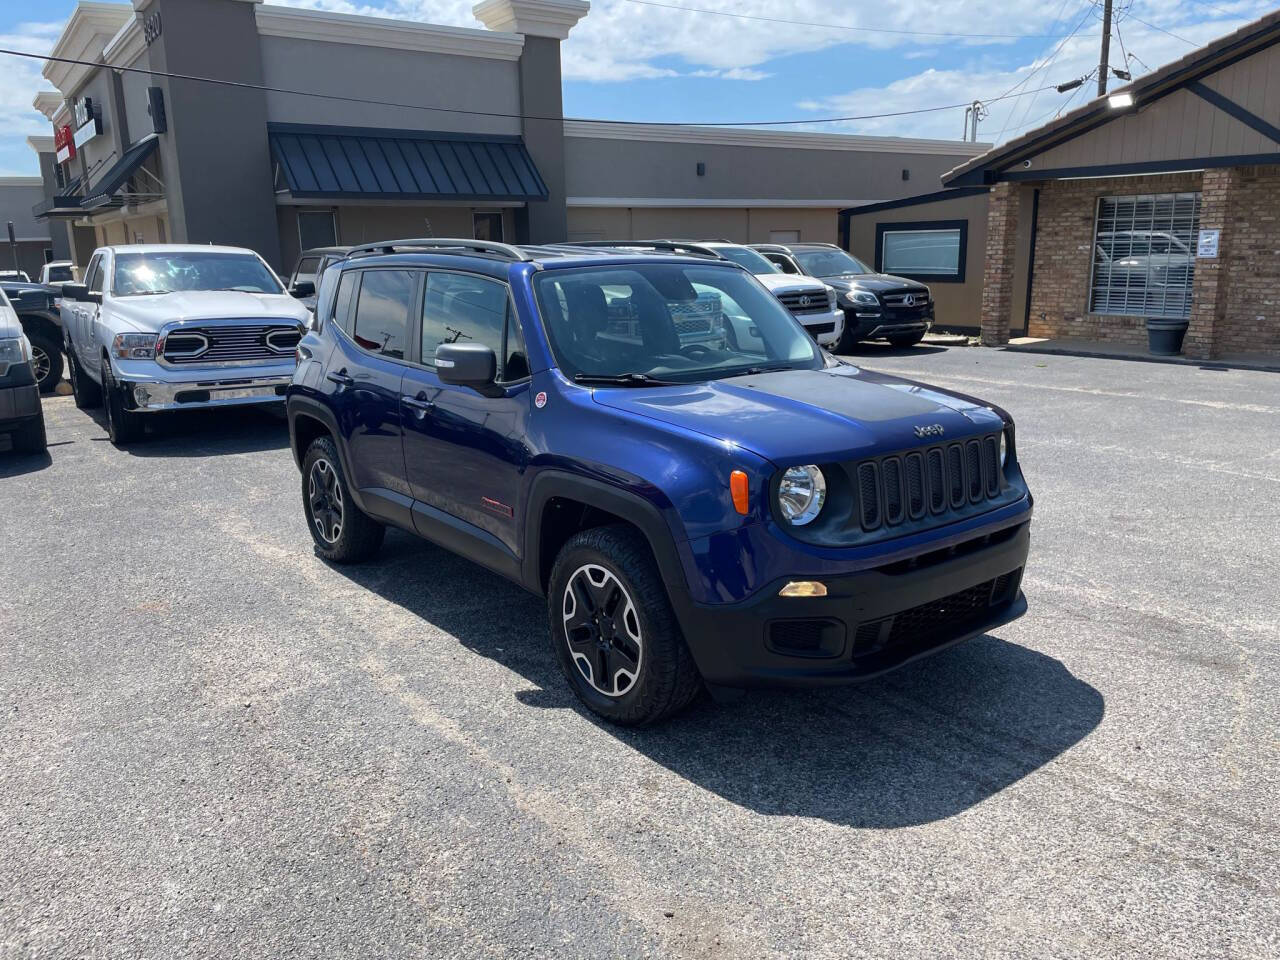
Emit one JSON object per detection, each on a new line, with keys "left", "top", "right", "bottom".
{"left": 591, "top": 364, "right": 1003, "bottom": 464}
{"left": 107, "top": 291, "right": 310, "bottom": 332}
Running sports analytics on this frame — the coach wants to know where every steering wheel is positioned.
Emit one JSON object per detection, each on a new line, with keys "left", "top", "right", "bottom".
{"left": 678, "top": 343, "right": 716, "bottom": 360}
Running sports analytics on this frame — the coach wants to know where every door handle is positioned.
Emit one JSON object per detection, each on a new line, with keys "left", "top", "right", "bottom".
{"left": 402, "top": 395, "right": 434, "bottom": 418}
{"left": 326, "top": 370, "right": 354, "bottom": 386}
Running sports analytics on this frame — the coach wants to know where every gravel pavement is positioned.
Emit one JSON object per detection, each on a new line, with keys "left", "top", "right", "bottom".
{"left": 1, "top": 347, "right": 1277, "bottom": 959}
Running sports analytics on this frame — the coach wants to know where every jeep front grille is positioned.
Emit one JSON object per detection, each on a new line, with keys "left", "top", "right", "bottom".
{"left": 853, "top": 434, "right": 1003, "bottom": 533}
{"left": 162, "top": 323, "right": 302, "bottom": 364}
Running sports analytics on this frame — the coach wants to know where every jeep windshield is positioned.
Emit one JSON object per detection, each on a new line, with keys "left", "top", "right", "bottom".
{"left": 534, "top": 263, "right": 822, "bottom": 384}
{"left": 794, "top": 249, "right": 873, "bottom": 278}
{"left": 112, "top": 252, "right": 284, "bottom": 297}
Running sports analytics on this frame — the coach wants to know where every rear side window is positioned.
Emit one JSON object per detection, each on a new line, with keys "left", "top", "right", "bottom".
{"left": 351, "top": 269, "right": 414, "bottom": 359}
{"left": 421, "top": 273, "right": 507, "bottom": 369}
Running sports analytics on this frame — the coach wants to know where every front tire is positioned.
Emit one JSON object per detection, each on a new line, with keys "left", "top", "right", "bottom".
{"left": 548, "top": 525, "right": 701, "bottom": 725}
{"left": 102, "top": 363, "right": 145, "bottom": 445}
{"left": 26, "top": 332, "right": 63, "bottom": 393}
{"left": 301, "top": 436, "right": 385, "bottom": 563}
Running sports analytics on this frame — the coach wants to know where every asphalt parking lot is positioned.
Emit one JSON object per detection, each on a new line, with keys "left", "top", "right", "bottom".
{"left": 2, "top": 347, "right": 1277, "bottom": 959}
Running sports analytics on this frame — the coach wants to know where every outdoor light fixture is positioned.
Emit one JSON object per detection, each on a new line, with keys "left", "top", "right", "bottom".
{"left": 1108, "top": 91, "right": 1135, "bottom": 109}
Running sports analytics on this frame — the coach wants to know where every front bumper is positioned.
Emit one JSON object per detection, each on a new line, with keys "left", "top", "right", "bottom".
{"left": 112, "top": 358, "right": 295, "bottom": 413}
{"left": 843, "top": 306, "right": 934, "bottom": 342}
{"left": 671, "top": 520, "right": 1030, "bottom": 688}
{"left": 0, "top": 364, "right": 41, "bottom": 429}
{"left": 796, "top": 307, "right": 844, "bottom": 346}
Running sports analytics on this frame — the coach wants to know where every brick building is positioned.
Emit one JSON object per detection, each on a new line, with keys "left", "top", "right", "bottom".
{"left": 942, "top": 10, "right": 1280, "bottom": 361}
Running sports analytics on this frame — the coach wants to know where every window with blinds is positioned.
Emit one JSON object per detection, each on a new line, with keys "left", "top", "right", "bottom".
{"left": 1089, "top": 192, "right": 1201, "bottom": 319}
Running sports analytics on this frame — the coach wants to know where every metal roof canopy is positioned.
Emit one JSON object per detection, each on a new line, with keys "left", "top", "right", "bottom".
{"left": 268, "top": 124, "right": 548, "bottom": 202}
{"left": 81, "top": 135, "right": 162, "bottom": 210}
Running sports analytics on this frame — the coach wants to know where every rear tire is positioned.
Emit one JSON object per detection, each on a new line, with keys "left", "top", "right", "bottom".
{"left": 67, "top": 349, "right": 102, "bottom": 409}
{"left": 102, "top": 363, "right": 145, "bottom": 446}
{"left": 26, "top": 332, "right": 63, "bottom": 393}
{"left": 548, "top": 524, "right": 701, "bottom": 725}
{"left": 301, "top": 436, "right": 385, "bottom": 563}
{"left": 887, "top": 331, "right": 926, "bottom": 348}
{"left": 12, "top": 408, "right": 47, "bottom": 454}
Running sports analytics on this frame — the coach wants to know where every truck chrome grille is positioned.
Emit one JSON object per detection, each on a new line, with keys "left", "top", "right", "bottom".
{"left": 162, "top": 323, "right": 302, "bottom": 364}
{"left": 853, "top": 433, "right": 1003, "bottom": 533}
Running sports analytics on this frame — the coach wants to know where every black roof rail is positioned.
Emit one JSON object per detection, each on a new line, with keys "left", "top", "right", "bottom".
{"left": 555, "top": 240, "right": 726, "bottom": 260}
{"left": 344, "top": 238, "right": 535, "bottom": 262}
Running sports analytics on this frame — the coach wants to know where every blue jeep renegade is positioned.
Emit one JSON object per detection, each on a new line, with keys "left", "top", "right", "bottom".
{"left": 286, "top": 239, "right": 1032, "bottom": 725}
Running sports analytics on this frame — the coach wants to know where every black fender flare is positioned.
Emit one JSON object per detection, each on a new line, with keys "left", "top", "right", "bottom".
{"left": 522, "top": 470, "right": 690, "bottom": 603}
{"left": 17, "top": 309, "right": 62, "bottom": 343}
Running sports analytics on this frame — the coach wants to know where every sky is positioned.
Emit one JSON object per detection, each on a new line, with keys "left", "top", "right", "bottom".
{"left": 0, "top": 0, "right": 1274, "bottom": 176}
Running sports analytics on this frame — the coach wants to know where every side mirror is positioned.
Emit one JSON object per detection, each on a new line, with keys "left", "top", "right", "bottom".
{"left": 436, "top": 342, "right": 496, "bottom": 390}
{"left": 290, "top": 279, "right": 315, "bottom": 299}
{"left": 61, "top": 282, "right": 88, "bottom": 301}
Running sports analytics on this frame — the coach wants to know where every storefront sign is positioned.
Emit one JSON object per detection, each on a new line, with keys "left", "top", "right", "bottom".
{"left": 143, "top": 9, "right": 162, "bottom": 45}
{"left": 72, "top": 96, "right": 94, "bottom": 129}
{"left": 54, "top": 123, "right": 76, "bottom": 164}
{"left": 71, "top": 96, "right": 103, "bottom": 149}
{"left": 1196, "top": 229, "right": 1220, "bottom": 259}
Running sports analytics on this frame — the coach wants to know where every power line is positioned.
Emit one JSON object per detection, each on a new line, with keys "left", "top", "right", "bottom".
{"left": 1001, "top": 2, "right": 1101, "bottom": 138}
{"left": 1126, "top": 14, "right": 1197, "bottom": 45}
{"left": 994, "top": 0, "right": 1097, "bottom": 142}
{"left": 4, "top": 45, "right": 1063, "bottom": 129}
{"left": 622, "top": 0, "right": 1079, "bottom": 40}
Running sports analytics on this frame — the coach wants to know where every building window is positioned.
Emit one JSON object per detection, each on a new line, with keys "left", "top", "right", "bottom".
{"left": 875, "top": 220, "right": 967, "bottom": 282}
{"left": 1090, "top": 192, "right": 1200, "bottom": 319}
{"left": 298, "top": 210, "right": 337, "bottom": 251}
{"left": 473, "top": 212, "right": 503, "bottom": 242}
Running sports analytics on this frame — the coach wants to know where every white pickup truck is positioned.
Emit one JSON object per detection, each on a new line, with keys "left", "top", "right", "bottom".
{"left": 60, "top": 244, "right": 310, "bottom": 446}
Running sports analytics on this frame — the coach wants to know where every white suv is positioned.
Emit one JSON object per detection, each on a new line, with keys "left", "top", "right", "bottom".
{"left": 59, "top": 244, "right": 310, "bottom": 445}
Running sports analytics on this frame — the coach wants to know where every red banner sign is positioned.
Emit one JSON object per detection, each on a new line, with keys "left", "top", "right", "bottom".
{"left": 54, "top": 124, "right": 75, "bottom": 163}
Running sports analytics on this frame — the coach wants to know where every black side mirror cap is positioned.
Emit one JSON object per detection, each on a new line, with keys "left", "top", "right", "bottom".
{"left": 290, "top": 279, "right": 316, "bottom": 299}
{"left": 435, "top": 342, "right": 497, "bottom": 390}
{"left": 61, "top": 282, "right": 88, "bottom": 301}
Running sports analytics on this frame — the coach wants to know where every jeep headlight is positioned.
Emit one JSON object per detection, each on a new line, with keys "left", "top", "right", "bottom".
{"left": 112, "top": 333, "right": 158, "bottom": 360}
{"left": 843, "top": 290, "right": 879, "bottom": 307}
{"left": 777, "top": 464, "right": 827, "bottom": 525}
{"left": 0, "top": 336, "right": 28, "bottom": 377}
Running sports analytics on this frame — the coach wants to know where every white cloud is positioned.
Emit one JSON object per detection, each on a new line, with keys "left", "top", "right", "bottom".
{"left": 0, "top": 20, "right": 64, "bottom": 175}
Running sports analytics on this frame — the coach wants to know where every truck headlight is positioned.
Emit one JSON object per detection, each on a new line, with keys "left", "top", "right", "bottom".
{"left": 777, "top": 464, "right": 827, "bottom": 525}
{"left": 112, "top": 333, "right": 158, "bottom": 360}
{"left": 843, "top": 290, "right": 879, "bottom": 306}
{"left": 0, "top": 336, "right": 28, "bottom": 377}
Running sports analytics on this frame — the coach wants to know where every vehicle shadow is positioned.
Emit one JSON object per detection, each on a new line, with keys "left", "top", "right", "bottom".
{"left": 330, "top": 529, "right": 1104, "bottom": 829}
{"left": 82, "top": 406, "right": 290, "bottom": 457}
{"left": 0, "top": 445, "right": 53, "bottom": 477}
{"left": 841, "top": 343, "right": 950, "bottom": 359}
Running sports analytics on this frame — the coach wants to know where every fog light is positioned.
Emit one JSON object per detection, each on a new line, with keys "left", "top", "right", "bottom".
{"left": 778, "top": 581, "right": 827, "bottom": 598}
{"left": 133, "top": 385, "right": 151, "bottom": 407}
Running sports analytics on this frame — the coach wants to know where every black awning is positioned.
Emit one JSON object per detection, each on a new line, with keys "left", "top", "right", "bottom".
{"left": 268, "top": 124, "right": 548, "bottom": 203}
{"left": 33, "top": 175, "right": 85, "bottom": 219}
{"left": 82, "top": 136, "right": 160, "bottom": 210}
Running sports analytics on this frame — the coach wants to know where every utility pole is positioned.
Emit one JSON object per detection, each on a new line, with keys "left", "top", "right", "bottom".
{"left": 1097, "top": 0, "right": 1114, "bottom": 97}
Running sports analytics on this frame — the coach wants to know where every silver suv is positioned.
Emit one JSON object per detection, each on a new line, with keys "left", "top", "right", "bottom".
{"left": 60, "top": 245, "right": 310, "bottom": 445}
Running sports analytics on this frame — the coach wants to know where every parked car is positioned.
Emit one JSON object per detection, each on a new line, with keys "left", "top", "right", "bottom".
{"left": 286, "top": 238, "right": 1032, "bottom": 725}
{"left": 0, "top": 287, "right": 47, "bottom": 454}
{"left": 39, "top": 261, "right": 79, "bottom": 285}
{"left": 753, "top": 243, "right": 933, "bottom": 352}
{"left": 1093, "top": 230, "right": 1193, "bottom": 288}
{"left": 287, "top": 246, "right": 352, "bottom": 312}
{"left": 0, "top": 270, "right": 31, "bottom": 282}
{"left": 60, "top": 244, "right": 310, "bottom": 446}
{"left": 0, "top": 278, "right": 63, "bottom": 393}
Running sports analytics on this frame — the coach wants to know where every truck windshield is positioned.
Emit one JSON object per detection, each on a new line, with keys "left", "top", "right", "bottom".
{"left": 533, "top": 263, "right": 821, "bottom": 384}
{"left": 794, "top": 249, "right": 872, "bottom": 277}
{"left": 113, "top": 252, "right": 284, "bottom": 296}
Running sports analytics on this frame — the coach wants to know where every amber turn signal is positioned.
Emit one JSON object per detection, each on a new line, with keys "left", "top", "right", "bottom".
{"left": 730, "top": 470, "right": 750, "bottom": 515}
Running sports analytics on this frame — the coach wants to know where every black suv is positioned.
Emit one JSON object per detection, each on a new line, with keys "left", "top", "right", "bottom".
{"left": 753, "top": 243, "right": 933, "bottom": 352}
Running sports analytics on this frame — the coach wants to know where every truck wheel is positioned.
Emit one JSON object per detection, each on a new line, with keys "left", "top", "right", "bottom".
{"left": 67, "top": 350, "right": 102, "bottom": 409}
{"left": 26, "top": 332, "right": 63, "bottom": 393}
{"left": 887, "top": 332, "right": 926, "bottom": 348}
{"left": 301, "top": 436, "right": 385, "bottom": 563}
{"left": 548, "top": 525, "right": 701, "bottom": 725}
{"left": 102, "top": 364, "right": 145, "bottom": 446}
{"left": 12, "top": 407, "right": 47, "bottom": 454}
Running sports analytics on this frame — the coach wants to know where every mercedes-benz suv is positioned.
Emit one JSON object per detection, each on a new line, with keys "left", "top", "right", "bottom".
{"left": 286, "top": 239, "right": 1032, "bottom": 725}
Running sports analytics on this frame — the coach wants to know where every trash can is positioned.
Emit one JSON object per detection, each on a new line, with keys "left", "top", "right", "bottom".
{"left": 1146, "top": 318, "right": 1189, "bottom": 356}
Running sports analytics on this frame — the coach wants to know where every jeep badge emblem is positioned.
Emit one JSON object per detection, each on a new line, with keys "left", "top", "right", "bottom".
{"left": 535, "top": 391, "right": 548, "bottom": 408}
{"left": 914, "top": 423, "right": 944, "bottom": 438}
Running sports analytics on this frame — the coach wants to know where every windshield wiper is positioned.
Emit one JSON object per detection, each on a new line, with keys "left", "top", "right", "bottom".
{"left": 572, "top": 372, "right": 676, "bottom": 387}
{"left": 715, "top": 364, "right": 795, "bottom": 379}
